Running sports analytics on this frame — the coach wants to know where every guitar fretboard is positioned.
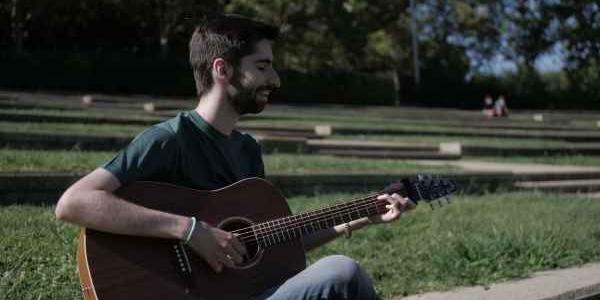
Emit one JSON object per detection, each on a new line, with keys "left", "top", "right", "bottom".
{"left": 235, "top": 193, "right": 390, "bottom": 248}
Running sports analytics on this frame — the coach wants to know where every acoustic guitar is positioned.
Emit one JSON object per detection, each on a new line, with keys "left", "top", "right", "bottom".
{"left": 77, "top": 175, "right": 456, "bottom": 299}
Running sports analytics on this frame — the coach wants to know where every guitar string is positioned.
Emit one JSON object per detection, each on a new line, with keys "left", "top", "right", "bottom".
{"left": 233, "top": 196, "right": 389, "bottom": 245}
{"left": 233, "top": 194, "right": 390, "bottom": 242}
{"left": 230, "top": 193, "right": 382, "bottom": 238}
{"left": 237, "top": 200, "right": 387, "bottom": 247}
{"left": 223, "top": 183, "right": 447, "bottom": 249}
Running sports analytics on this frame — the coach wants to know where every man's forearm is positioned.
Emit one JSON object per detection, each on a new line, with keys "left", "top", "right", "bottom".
{"left": 301, "top": 217, "right": 371, "bottom": 252}
{"left": 56, "top": 188, "right": 191, "bottom": 240}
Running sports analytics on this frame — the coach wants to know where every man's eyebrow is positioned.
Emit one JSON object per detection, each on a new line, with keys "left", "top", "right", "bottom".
{"left": 255, "top": 59, "right": 272, "bottom": 64}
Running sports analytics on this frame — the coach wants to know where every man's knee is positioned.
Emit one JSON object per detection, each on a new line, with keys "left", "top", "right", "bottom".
{"left": 261, "top": 255, "right": 379, "bottom": 300}
{"left": 318, "top": 255, "right": 361, "bottom": 285}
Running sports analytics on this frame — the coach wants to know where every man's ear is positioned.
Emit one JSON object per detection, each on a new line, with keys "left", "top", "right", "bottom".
{"left": 212, "top": 58, "right": 230, "bottom": 83}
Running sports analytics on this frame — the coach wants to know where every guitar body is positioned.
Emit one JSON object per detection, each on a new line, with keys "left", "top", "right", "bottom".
{"left": 78, "top": 178, "right": 307, "bottom": 300}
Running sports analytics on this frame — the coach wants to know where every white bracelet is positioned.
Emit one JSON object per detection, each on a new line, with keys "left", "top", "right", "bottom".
{"left": 183, "top": 217, "right": 197, "bottom": 244}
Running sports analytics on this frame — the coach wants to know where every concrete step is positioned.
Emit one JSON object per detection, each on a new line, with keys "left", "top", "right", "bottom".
{"left": 307, "top": 139, "right": 439, "bottom": 151}
{"left": 335, "top": 126, "right": 600, "bottom": 143}
{"left": 313, "top": 149, "right": 459, "bottom": 160}
{"left": 240, "top": 125, "right": 322, "bottom": 139}
{"left": 398, "top": 262, "right": 600, "bottom": 300}
{"left": 305, "top": 139, "right": 460, "bottom": 160}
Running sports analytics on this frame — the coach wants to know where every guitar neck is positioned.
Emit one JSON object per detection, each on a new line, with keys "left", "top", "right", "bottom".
{"left": 245, "top": 193, "right": 389, "bottom": 249}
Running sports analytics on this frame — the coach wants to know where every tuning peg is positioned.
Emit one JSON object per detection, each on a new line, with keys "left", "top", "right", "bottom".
{"left": 429, "top": 202, "right": 435, "bottom": 210}
{"left": 438, "top": 200, "right": 443, "bottom": 207}
{"left": 445, "top": 196, "right": 451, "bottom": 203}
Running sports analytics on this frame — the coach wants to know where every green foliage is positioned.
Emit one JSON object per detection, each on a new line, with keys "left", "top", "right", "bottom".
{"left": 278, "top": 69, "right": 396, "bottom": 105}
{"left": 1, "top": 1, "right": 599, "bottom": 108}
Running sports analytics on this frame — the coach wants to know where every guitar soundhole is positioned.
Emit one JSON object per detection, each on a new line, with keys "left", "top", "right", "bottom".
{"left": 218, "top": 217, "right": 263, "bottom": 269}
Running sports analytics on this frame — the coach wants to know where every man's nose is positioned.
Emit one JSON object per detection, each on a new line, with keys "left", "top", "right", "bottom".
{"left": 269, "top": 69, "right": 281, "bottom": 88}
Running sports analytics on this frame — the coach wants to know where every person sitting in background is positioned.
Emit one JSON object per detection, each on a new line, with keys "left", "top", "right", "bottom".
{"left": 482, "top": 94, "right": 494, "bottom": 118}
{"left": 494, "top": 95, "right": 509, "bottom": 117}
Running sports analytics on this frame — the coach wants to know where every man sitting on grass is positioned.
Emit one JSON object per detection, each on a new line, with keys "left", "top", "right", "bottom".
{"left": 55, "top": 14, "right": 414, "bottom": 300}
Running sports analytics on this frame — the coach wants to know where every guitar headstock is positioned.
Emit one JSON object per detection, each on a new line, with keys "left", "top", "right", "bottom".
{"left": 382, "top": 174, "right": 458, "bottom": 208}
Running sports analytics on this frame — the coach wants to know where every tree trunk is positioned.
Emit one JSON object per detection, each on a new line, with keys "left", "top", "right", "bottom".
{"left": 10, "top": 0, "right": 24, "bottom": 54}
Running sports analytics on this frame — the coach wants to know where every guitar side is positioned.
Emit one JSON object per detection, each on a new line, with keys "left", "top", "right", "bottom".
{"left": 77, "top": 178, "right": 307, "bottom": 300}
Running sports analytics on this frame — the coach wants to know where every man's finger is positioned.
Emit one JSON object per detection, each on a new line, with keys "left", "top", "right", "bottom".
{"left": 217, "top": 252, "right": 237, "bottom": 267}
{"left": 227, "top": 248, "right": 243, "bottom": 264}
{"left": 208, "top": 258, "right": 223, "bottom": 273}
{"left": 231, "top": 236, "right": 248, "bottom": 257}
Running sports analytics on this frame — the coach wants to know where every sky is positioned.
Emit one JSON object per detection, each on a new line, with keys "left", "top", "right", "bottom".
{"left": 484, "top": 43, "right": 566, "bottom": 75}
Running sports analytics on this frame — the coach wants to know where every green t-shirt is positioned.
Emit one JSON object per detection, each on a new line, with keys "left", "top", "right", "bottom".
{"left": 102, "top": 110, "right": 264, "bottom": 190}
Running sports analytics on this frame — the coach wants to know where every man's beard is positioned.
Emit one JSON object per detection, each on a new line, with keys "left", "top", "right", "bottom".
{"left": 228, "top": 74, "right": 275, "bottom": 115}
{"left": 229, "top": 85, "right": 265, "bottom": 115}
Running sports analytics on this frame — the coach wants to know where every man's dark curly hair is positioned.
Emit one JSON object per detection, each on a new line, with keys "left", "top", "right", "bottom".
{"left": 189, "top": 14, "right": 279, "bottom": 96}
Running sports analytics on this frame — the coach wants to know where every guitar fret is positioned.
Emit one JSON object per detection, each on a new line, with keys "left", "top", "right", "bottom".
{"left": 257, "top": 223, "right": 265, "bottom": 247}
{"left": 260, "top": 222, "right": 267, "bottom": 246}
{"left": 285, "top": 218, "right": 293, "bottom": 240}
{"left": 335, "top": 211, "right": 344, "bottom": 225}
{"left": 279, "top": 219, "right": 286, "bottom": 243}
{"left": 251, "top": 225, "right": 261, "bottom": 248}
{"left": 266, "top": 221, "right": 275, "bottom": 246}
{"left": 271, "top": 220, "right": 279, "bottom": 245}
{"left": 270, "top": 221, "right": 279, "bottom": 245}
{"left": 352, "top": 202, "right": 361, "bottom": 220}
{"left": 312, "top": 218, "right": 318, "bottom": 232}
{"left": 276, "top": 219, "right": 284, "bottom": 244}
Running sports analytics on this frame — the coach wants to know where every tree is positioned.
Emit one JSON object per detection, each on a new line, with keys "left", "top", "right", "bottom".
{"left": 502, "top": 0, "right": 556, "bottom": 70}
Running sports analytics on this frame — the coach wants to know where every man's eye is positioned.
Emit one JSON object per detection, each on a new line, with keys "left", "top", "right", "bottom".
{"left": 257, "top": 64, "right": 268, "bottom": 71}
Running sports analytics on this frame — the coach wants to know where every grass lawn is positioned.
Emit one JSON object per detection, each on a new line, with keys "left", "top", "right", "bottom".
{"left": 0, "top": 108, "right": 161, "bottom": 120}
{"left": 2, "top": 192, "right": 600, "bottom": 299}
{"left": 0, "top": 149, "right": 454, "bottom": 173}
{"left": 0, "top": 121, "right": 145, "bottom": 136}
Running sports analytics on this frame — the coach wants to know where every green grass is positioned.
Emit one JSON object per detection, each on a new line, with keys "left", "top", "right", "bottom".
{"left": 0, "top": 121, "right": 145, "bottom": 136}
{"left": 0, "top": 149, "right": 114, "bottom": 172}
{"left": 0, "top": 149, "right": 454, "bottom": 173}
{"left": 0, "top": 205, "right": 80, "bottom": 300}
{"left": 2, "top": 192, "right": 600, "bottom": 299}
{"left": 263, "top": 153, "right": 455, "bottom": 174}
{"left": 0, "top": 108, "right": 162, "bottom": 120}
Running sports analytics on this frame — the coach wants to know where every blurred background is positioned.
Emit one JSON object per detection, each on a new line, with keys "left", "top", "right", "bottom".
{"left": 1, "top": 0, "right": 598, "bottom": 108}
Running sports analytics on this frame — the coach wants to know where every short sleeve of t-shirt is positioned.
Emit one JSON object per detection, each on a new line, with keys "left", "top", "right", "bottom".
{"left": 102, "top": 126, "right": 177, "bottom": 185}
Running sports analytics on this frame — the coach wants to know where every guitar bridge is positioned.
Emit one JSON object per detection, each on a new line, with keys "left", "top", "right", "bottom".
{"left": 173, "top": 243, "right": 194, "bottom": 292}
